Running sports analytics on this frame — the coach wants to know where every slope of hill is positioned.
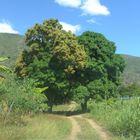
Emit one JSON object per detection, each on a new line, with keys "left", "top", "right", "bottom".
{"left": 121, "top": 54, "right": 140, "bottom": 84}
{"left": 0, "top": 33, "right": 26, "bottom": 67}
{"left": 0, "top": 33, "right": 140, "bottom": 84}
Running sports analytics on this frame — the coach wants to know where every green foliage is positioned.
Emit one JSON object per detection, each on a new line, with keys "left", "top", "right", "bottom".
{"left": 1, "top": 33, "right": 140, "bottom": 85}
{"left": 74, "top": 86, "right": 90, "bottom": 104}
{"left": 72, "top": 31, "right": 125, "bottom": 111}
{"left": 15, "top": 19, "right": 87, "bottom": 110}
{"left": 87, "top": 79, "right": 117, "bottom": 99}
{"left": 0, "top": 57, "right": 8, "bottom": 61}
{"left": 35, "top": 87, "right": 48, "bottom": 94}
{"left": 87, "top": 80, "right": 104, "bottom": 99}
{"left": 73, "top": 79, "right": 118, "bottom": 111}
{"left": 89, "top": 98, "right": 140, "bottom": 139}
{"left": 78, "top": 31, "right": 125, "bottom": 85}
{"left": 0, "top": 75, "right": 48, "bottom": 114}
{"left": 119, "top": 83, "right": 140, "bottom": 97}
{"left": 0, "top": 57, "right": 10, "bottom": 73}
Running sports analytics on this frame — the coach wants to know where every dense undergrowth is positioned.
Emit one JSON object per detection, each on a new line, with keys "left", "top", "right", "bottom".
{"left": 0, "top": 76, "right": 71, "bottom": 140}
{"left": 89, "top": 98, "right": 140, "bottom": 139}
{"left": 0, "top": 75, "right": 48, "bottom": 125}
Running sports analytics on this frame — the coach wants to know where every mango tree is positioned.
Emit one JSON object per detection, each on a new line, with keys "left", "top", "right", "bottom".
{"left": 73, "top": 32, "right": 125, "bottom": 111}
{"left": 15, "top": 19, "right": 87, "bottom": 112}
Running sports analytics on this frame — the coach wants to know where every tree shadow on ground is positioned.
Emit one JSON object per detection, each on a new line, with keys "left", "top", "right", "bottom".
{"left": 48, "top": 109, "right": 90, "bottom": 116}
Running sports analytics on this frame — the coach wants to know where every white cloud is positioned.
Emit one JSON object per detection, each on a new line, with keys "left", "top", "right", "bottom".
{"left": 87, "top": 19, "right": 97, "bottom": 24}
{"left": 60, "top": 21, "right": 81, "bottom": 33}
{"left": 55, "top": 0, "right": 81, "bottom": 8}
{"left": 81, "top": 0, "right": 110, "bottom": 16}
{"left": 87, "top": 18, "right": 100, "bottom": 24}
{"left": 55, "top": 0, "right": 110, "bottom": 16}
{"left": 0, "top": 21, "right": 18, "bottom": 34}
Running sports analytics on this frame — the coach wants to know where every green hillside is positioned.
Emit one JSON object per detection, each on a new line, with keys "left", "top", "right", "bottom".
{"left": 121, "top": 54, "right": 140, "bottom": 84}
{"left": 0, "top": 33, "right": 26, "bottom": 67}
{"left": 0, "top": 33, "right": 140, "bottom": 84}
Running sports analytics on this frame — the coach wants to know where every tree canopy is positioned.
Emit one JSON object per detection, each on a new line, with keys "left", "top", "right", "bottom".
{"left": 15, "top": 19, "right": 87, "bottom": 111}
{"left": 15, "top": 19, "right": 125, "bottom": 112}
{"left": 72, "top": 31, "right": 125, "bottom": 111}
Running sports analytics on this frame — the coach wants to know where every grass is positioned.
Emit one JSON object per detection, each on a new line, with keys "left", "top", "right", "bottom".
{"left": 89, "top": 98, "right": 140, "bottom": 139}
{"left": 75, "top": 117, "right": 101, "bottom": 140}
{"left": 0, "top": 114, "right": 72, "bottom": 140}
{"left": 1, "top": 101, "right": 139, "bottom": 140}
{"left": 25, "top": 114, "right": 71, "bottom": 140}
{"left": 53, "top": 104, "right": 70, "bottom": 112}
{"left": 0, "top": 114, "right": 29, "bottom": 140}
{"left": 0, "top": 124, "right": 26, "bottom": 140}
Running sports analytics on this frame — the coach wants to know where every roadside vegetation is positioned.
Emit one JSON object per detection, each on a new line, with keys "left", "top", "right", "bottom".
{"left": 89, "top": 98, "right": 140, "bottom": 140}
{"left": 0, "top": 114, "right": 72, "bottom": 140}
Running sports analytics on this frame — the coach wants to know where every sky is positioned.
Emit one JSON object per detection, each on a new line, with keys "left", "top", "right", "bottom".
{"left": 0, "top": 0, "right": 140, "bottom": 56}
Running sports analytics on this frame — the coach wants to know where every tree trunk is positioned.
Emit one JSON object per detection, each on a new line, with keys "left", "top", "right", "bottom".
{"left": 81, "top": 101, "right": 88, "bottom": 112}
{"left": 48, "top": 104, "right": 53, "bottom": 113}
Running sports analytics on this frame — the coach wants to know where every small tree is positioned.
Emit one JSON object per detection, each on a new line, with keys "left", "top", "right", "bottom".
{"left": 74, "top": 85, "right": 90, "bottom": 112}
{"left": 73, "top": 78, "right": 117, "bottom": 112}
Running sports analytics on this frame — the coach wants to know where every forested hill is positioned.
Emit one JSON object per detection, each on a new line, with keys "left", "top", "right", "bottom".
{"left": 122, "top": 54, "right": 140, "bottom": 84}
{"left": 0, "top": 33, "right": 140, "bottom": 84}
{"left": 0, "top": 33, "right": 26, "bottom": 67}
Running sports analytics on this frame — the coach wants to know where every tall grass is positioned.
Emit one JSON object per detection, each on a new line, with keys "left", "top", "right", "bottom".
{"left": 89, "top": 98, "right": 140, "bottom": 139}
{"left": 25, "top": 114, "right": 72, "bottom": 140}
{"left": 0, "top": 114, "right": 72, "bottom": 140}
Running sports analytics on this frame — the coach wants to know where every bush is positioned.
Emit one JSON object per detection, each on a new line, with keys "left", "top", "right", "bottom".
{"left": 89, "top": 98, "right": 140, "bottom": 139}
{"left": 0, "top": 75, "right": 48, "bottom": 116}
{"left": 119, "top": 84, "right": 140, "bottom": 97}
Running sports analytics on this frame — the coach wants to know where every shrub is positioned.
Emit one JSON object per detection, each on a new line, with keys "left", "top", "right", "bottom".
{"left": 119, "top": 84, "right": 140, "bottom": 97}
{"left": 0, "top": 74, "right": 48, "bottom": 116}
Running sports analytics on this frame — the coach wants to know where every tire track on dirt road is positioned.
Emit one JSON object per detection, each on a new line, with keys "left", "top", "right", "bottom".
{"left": 67, "top": 103, "right": 81, "bottom": 140}
{"left": 84, "top": 117, "right": 111, "bottom": 140}
{"left": 67, "top": 103, "right": 111, "bottom": 140}
{"left": 68, "top": 116, "right": 81, "bottom": 140}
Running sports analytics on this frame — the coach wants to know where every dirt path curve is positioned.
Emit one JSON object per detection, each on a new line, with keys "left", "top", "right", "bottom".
{"left": 67, "top": 102, "right": 77, "bottom": 112}
{"left": 71, "top": 115, "right": 111, "bottom": 140}
{"left": 67, "top": 103, "right": 111, "bottom": 140}
{"left": 84, "top": 117, "right": 110, "bottom": 140}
